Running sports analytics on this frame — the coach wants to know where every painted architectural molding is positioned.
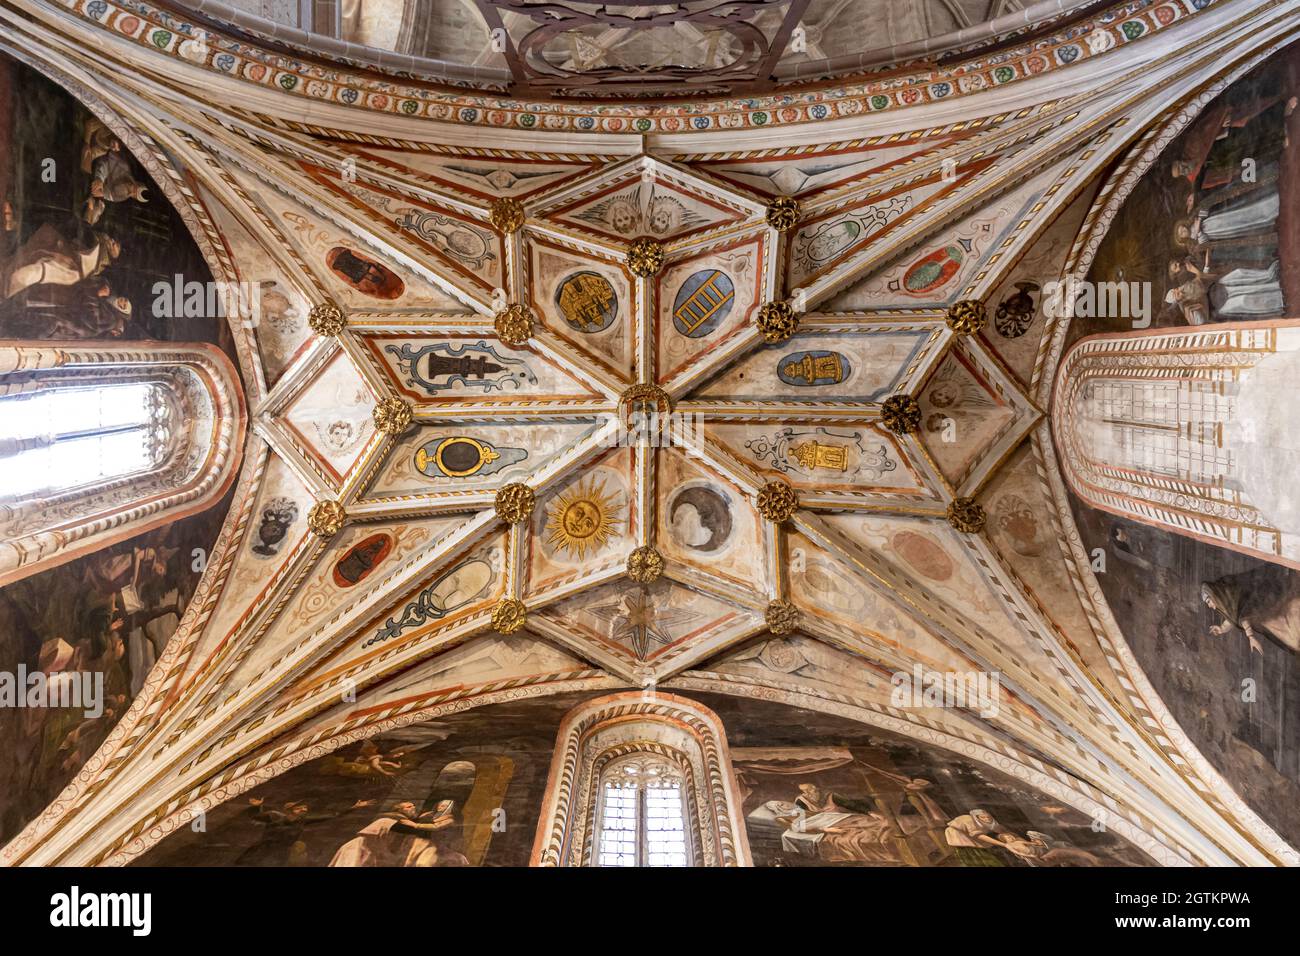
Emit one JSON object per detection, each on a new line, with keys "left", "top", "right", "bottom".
{"left": 3, "top": 0, "right": 1226, "bottom": 137}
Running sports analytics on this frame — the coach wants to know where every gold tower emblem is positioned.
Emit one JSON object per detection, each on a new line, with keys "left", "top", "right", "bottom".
{"left": 782, "top": 352, "right": 844, "bottom": 385}
{"left": 790, "top": 441, "right": 848, "bottom": 472}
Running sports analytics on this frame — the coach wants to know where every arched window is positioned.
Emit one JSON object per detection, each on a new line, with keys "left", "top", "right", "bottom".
{"left": 532, "top": 693, "right": 750, "bottom": 867}
{"left": 0, "top": 380, "right": 174, "bottom": 500}
{"left": 1052, "top": 321, "right": 1300, "bottom": 566}
{"left": 0, "top": 342, "right": 245, "bottom": 586}
{"left": 596, "top": 754, "right": 690, "bottom": 867}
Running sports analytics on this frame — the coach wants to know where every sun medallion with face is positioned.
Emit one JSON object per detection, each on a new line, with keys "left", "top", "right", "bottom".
{"left": 545, "top": 476, "right": 622, "bottom": 559}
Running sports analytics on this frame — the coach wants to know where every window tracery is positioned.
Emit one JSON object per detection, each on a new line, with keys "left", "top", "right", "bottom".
{"left": 0, "top": 342, "right": 244, "bottom": 586}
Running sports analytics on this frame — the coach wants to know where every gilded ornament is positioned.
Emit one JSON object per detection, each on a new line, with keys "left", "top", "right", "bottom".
{"left": 494, "top": 303, "right": 533, "bottom": 346}
{"left": 308, "top": 302, "right": 346, "bottom": 336}
{"left": 757, "top": 301, "right": 798, "bottom": 344}
{"left": 880, "top": 394, "right": 922, "bottom": 435}
{"left": 626, "top": 546, "right": 665, "bottom": 584}
{"left": 946, "top": 299, "right": 987, "bottom": 336}
{"left": 626, "top": 237, "right": 665, "bottom": 278}
{"left": 765, "top": 196, "right": 800, "bottom": 232}
{"left": 947, "top": 496, "right": 987, "bottom": 534}
{"left": 495, "top": 482, "right": 536, "bottom": 524}
{"left": 307, "top": 499, "right": 347, "bottom": 538}
{"left": 757, "top": 480, "right": 799, "bottom": 523}
{"left": 492, "top": 597, "right": 527, "bottom": 634}
{"left": 765, "top": 599, "right": 800, "bottom": 636}
{"left": 620, "top": 382, "right": 674, "bottom": 419}
{"left": 372, "top": 397, "right": 413, "bottom": 435}
{"left": 489, "top": 197, "right": 525, "bottom": 234}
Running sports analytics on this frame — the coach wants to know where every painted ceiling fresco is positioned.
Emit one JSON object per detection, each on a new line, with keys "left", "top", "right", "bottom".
{"left": 1064, "top": 45, "right": 1300, "bottom": 845}
{"left": 137, "top": 691, "right": 1153, "bottom": 866}
{"left": 192, "top": 0, "right": 1107, "bottom": 98}
{"left": 1, "top": 0, "right": 1300, "bottom": 870}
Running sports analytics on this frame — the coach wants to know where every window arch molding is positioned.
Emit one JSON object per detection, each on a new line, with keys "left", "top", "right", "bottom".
{"left": 0, "top": 341, "right": 245, "bottom": 586}
{"left": 531, "top": 692, "right": 751, "bottom": 867}
{"left": 1052, "top": 320, "right": 1300, "bottom": 568}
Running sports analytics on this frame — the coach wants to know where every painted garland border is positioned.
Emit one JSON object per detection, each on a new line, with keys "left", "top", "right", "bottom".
{"left": 52, "top": 0, "right": 1212, "bottom": 135}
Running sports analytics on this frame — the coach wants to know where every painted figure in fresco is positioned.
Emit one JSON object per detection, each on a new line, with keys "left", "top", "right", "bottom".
{"left": 1202, "top": 565, "right": 1300, "bottom": 658}
{"left": 1170, "top": 85, "right": 1294, "bottom": 195}
{"left": 1, "top": 224, "right": 120, "bottom": 300}
{"left": 761, "top": 783, "right": 923, "bottom": 865}
{"left": 994, "top": 831, "right": 1101, "bottom": 867}
{"left": 53, "top": 694, "right": 126, "bottom": 774}
{"left": 794, "top": 782, "right": 876, "bottom": 817}
{"left": 1161, "top": 81, "right": 1297, "bottom": 322}
{"left": 79, "top": 118, "right": 149, "bottom": 225}
{"left": 1164, "top": 258, "right": 1214, "bottom": 324}
{"left": 1167, "top": 238, "right": 1284, "bottom": 322}
{"left": 318, "top": 739, "right": 417, "bottom": 780}
{"left": 944, "top": 809, "right": 1011, "bottom": 866}
{"left": 236, "top": 796, "right": 372, "bottom": 866}
{"left": 82, "top": 144, "right": 150, "bottom": 225}
{"left": 328, "top": 799, "right": 467, "bottom": 867}
{"left": 18, "top": 536, "right": 190, "bottom": 781}
{"left": 0, "top": 275, "right": 132, "bottom": 339}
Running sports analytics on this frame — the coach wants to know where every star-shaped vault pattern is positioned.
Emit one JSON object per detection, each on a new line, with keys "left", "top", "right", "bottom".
{"left": 4, "top": 0, "right": 1299, "bottom": 868}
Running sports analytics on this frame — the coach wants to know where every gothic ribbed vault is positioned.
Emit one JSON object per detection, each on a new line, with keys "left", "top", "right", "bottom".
{"left": 1, "top": 0, "right": 1298, "bottom": 869}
